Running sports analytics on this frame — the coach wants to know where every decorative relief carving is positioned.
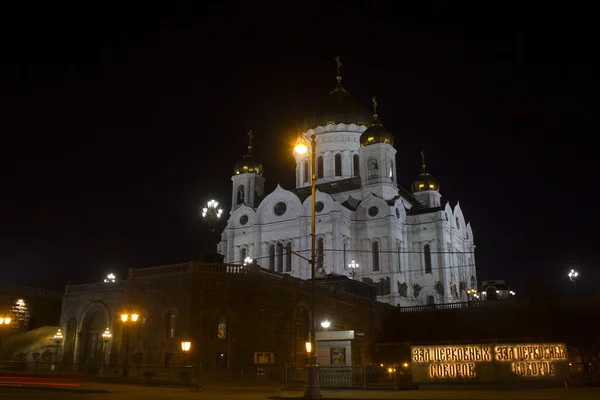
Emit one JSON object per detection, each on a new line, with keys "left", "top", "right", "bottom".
{"left": 435, "top": 281, "right": 444, "bottom": 296}
{"left": 412, "top": 283, "right": 423, "bottom": 298}
{"left": 397, "top": 281, "right": 408, "bottom": 298}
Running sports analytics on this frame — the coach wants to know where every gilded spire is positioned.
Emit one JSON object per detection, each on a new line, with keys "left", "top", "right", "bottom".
{"left": 421, "top": 149, "right": 427, "bottom": 172}
{"left": 247, "top": 130, "right": 254, "bottom": 154}
{"left": 372, "top": 96, "right": 378, "bottom": 121}
{"left": 334, "top": 56, "right": 342, "bottom": 84}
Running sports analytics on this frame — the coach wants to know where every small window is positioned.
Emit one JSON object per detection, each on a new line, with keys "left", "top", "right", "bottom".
{"left": 456, "top": 217, "right": 460, "bottom": 229}
{"left": 166, "top": 314, "right": 176, "bottom": 339}
{"left": 317, "top": 238, "right": 324, "bottom": 270}
{"left": 372, "top": 242, "right": 380, "bottom": 271}
{"left": 317, "top": 156, "right": 324, "bottom": 179}
{"left": 269, "top": 245, "right": 275, "bottom": 270}
{"left": 334, "top": 153, "right": 342, "bottom": 176}
{"left": 217, "top": 315, "right": 227, "bottom": 339}
{"left": 277, "top": 242, "right": 284, "bottom": 272}
{"left": 424, "top": 244, "right": 432, "bottom": 274}
{"left": 240, "top": 247, "right": 246, "bottom": 263}
{"left": 285, "top": 242, "right": 292, "bottom": 272}
{"left": 426, "top": 295, "right": 435, "bottom": 305}
{"left": 353, "top": 154, "right": 360, "bottom": 177}
{"left": 303, "top": 159, "right": 309, "bottom": 183}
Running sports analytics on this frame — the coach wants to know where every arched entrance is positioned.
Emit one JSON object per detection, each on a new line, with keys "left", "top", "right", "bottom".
{"left": 486, "top": 287, "right": 498, "bottom": 301}
{"left": 79, "top": 309, "right": 106, "bottom": 371}
{"left": 294, "top": 307, "right": 309, "bottom": 367}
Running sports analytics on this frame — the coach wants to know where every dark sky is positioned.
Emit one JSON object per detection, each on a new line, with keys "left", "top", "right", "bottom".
{"left": 0, "top": 3, "right": 595, "bottom": 297}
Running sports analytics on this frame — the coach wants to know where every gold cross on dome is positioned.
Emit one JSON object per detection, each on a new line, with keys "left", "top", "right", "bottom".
{"left": 247, "top": 130, "right": 254, "bottom": 146}
{"left": 372, "top": 96, "right": 378, "bottom": 115}
{"left": 335, "top": 56, "right": 342, "bottom": 76}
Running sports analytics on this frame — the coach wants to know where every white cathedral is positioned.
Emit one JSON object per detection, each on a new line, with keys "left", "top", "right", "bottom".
{"left": 218, "top": 62, "right": 477, "bottom": 307}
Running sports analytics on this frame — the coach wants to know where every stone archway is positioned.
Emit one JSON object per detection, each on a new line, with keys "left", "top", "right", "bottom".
{"left": 63, "top": 319, "right": 77, "bottom": 365}
{"left": 79, "top": 308, "right": 107, "bottom": 371}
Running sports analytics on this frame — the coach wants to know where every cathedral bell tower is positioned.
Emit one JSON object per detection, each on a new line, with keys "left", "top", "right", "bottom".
{"left": 358, "top": 97, "right": 398, "bottom": 200}
{"left": 411, "top": 151, "right": 441, "bottom": 208}
{"left": 231, "top": 130, "right": 265, "bottom": 210}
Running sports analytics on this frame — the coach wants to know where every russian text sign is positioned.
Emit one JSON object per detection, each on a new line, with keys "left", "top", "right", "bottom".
{"left": 411, "top": 343, "right": 569, "bottom": 384}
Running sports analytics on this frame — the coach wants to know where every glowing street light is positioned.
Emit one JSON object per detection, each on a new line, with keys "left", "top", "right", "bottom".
{"left": 243, "top": 257, "right": 253, "bottom": 266}
{"left": 102, "top": 328, "right": 112, "bottom": 372}
{"left": 0, "top": 316, "right": 11, "bottom": 325}
{"left": 201, "top": 199, "right": 224, "bottom": 231}
{"left": 568, "top": 269, "right": 579, "bottom": 294}
{"left": 53, "top": 328, "right": 63, "bottom": 367}
{"left": 348, "top": 259, "right": 359, "bottom": 279}
{"left": 104, "top": 273, "right": 116, "bottom": 283}
{"left": 320, "top": 320, "right": 331, "bottom": 329}
{"left": 121, "top": 312, "right": 139, "bottom": 377}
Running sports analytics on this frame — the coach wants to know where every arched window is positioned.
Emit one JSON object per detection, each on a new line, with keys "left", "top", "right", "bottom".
{"left": 269, "top": 245, "right": 275, "bottom": 270}
{"left": 334, "top": 153, "right": 342, "bottom": 176}
{"left": 237, "top": 185, "right": 245, "bottom": 205}
{"left": 217, "top": 315, "right": 227, "bottom": 339}
{"left": 372, "top": 242, "right": 380, "bottom": 271}
{"left": 456, "top": 217, "right": 460, "bottom": 229}
{"left": 424, "top": 244, "right": 432, "bottom": 273}
{"left": 166, "top": 313, "right": 176, "bottom": 339}
{"left": 303, "top": 159, "right": 309, "bottom": 183}
{"left": 285, "top": 242, "right": 292, "bottom": 272}
{"left": 317, "top": 238, "right": 324, "bottom": 270}
{"left": 240, "top": 247, "right": 246, "bottom": 264}
{"left": 353, "top": 154, "right": 360, "bottom": 177}
{"left": 426, "top": 295, "right": 435, "bottom": 305}
{"left": 277, "top": 243, "right": 284, "bottom": 272}
{"left": 317, "top": 156, "right": 324, "bottom": 179}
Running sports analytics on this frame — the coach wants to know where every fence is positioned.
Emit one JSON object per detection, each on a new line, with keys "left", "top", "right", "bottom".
{"left": 0, "top": 361, "right": 597, "bottom": 389}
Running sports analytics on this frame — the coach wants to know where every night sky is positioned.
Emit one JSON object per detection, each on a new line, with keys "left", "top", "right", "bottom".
{"left": 0, "top": 3, "right": 595, "bottom": 297}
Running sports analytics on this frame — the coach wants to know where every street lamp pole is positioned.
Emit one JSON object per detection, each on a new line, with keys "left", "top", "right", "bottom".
{"left": 348, "top": 259, "right": 359, "bottom": 279}
{"left": 294, "top": 133, "right": 321, "bottom": 397}
{"left": 53, "top": 329, "right": 63, "bottom": 369}
{"left": 120, "top": 313, "right": 139, "bottom": 377}
{"left": 102, "top": 328, "right": 112, "bottom": 373}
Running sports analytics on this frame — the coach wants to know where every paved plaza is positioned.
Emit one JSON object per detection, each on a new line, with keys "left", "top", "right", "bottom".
{"left": 0, "top": 381, "right": 599, "bottom": 400}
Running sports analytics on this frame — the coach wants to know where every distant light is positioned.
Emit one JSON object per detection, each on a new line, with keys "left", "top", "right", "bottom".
{"left": 243, "top": 257, "right": 253, "bottom": 266}
{"left": 320, "top": 320, "right": 331, "bottom": 329}
{"left": 104, "top": 273, "right": 116, "bottom": 283}
{"left": 181, "top": 341, "right": 191, "bottom": 352}
{"left": 568, "top": 269, "right": 579, "bottom": 281}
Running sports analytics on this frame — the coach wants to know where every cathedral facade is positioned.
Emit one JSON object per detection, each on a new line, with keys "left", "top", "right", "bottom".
{"left": 218, "top": 63, "right": 477, "bottom": 307}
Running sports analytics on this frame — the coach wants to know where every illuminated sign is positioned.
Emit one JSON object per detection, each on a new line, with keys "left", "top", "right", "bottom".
{"left": 411, "top": 343, "right": 568, "bottom": 384}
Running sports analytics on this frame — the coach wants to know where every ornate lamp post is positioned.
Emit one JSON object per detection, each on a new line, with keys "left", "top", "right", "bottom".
{"left": 201, "top": 200, "right": 223, "bottom": 231}
{"left": 53, "top": 328, "right": 63, "bottom": 368}
{"left": 466, "top": 288, "right": 478, "bottom": 301}
{"left": 102, "top": 328, "right": 112, "bottom": 372}
{"left": 348, "top": 259, "right": 359, "bottom": 279}
{"left": 120, "top": 312, "right": 139, "bottom": 377}
{"left": 294, "top": 132, "right": 321, "bottom": 398}
{"left": 568, "top": 269, "right": 579, "bottom": 295}
{"left": 181, "top": 340, "right": 191, "bottom": 366}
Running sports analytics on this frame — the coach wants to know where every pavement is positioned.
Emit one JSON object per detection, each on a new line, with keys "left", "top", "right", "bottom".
{"left": 1, "top": 379, "right": 599, "bottom": 399}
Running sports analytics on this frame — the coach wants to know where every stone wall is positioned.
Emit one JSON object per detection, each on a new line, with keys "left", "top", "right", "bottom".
{"left": 59, "top": 261, "right": 390, "bottom": 372}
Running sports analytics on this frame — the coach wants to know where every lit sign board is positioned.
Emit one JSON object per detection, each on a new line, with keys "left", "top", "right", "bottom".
{"left": 410, "top": 343, "right": 569, "bottom": 384}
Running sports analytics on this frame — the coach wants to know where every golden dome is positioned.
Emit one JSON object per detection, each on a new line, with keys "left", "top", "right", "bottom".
{"left": 411, "top": 151, "right": 439, "bottom": 192}
{"left": 234, "top": 130, "right": 264, "bottom": 176}
{"left": 359, "top": 97, "right": 394, "bottom": 146}
{"left": 234, "top": 154, "right": 263, "bottom": 176}
{"left": 359, "top": 118, "right": 394, "bottom": 147}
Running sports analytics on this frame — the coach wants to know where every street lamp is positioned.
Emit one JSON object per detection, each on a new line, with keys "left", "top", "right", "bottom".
{"left": 243, "top": 257, "right": 253, "bottom": 266}
{"left": 466, "top": 288, "right": 477, "bottom": 301}
{"left": 120, "top": 313, "right": 139, "bottom": 377}
{"left": 102, "top": 328, "right": 112, "bottom": 372}
{"left": 568, "top": 269, "right": 579, "bottom": 295}
{"left": 320, "top": 320, "right": 331, "bottom": 330}
{"left": 181, "top": 341, "right": 191, "bottom": 366}
{"left": 0, "top": 316, "right": 11, "bottom": 351}
{"left": 294, "top": 133, "right": 321, "bottom": 398}
{"left": 53, "top": 328, "right": 63, "bottom": 368}
{"left": 104, "top": 273, "right": 116, "bottom": 283}
{"left": 348, "top": 259, "right": 359, "bottom": 279}
{"left": 201, "top": 199, "right": 223, "bottom": 231}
